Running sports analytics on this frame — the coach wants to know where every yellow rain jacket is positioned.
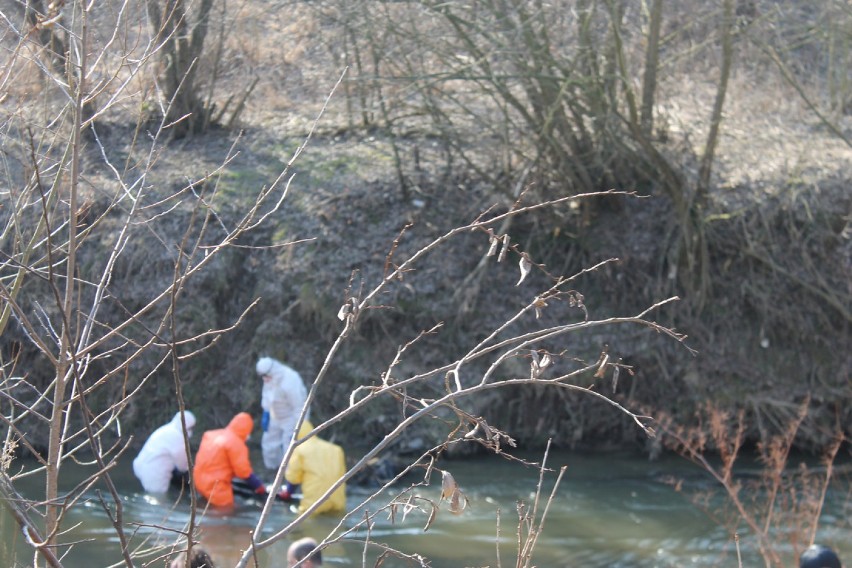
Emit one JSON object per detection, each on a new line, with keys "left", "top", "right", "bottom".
{"left": 286, "top": 420, "right": 347, "bottom": 515}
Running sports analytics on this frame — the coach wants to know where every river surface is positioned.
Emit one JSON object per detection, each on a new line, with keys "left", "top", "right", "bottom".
{"left": 1, "top": 450, "right": 849, "bottom": 567}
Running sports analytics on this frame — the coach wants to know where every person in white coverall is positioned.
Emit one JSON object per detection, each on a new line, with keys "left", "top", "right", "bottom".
{"left": 256, "top": 356, "right": 309, "bottom": 470}
{"left": 133, "top": 410, "right": 196, "bottom": 493}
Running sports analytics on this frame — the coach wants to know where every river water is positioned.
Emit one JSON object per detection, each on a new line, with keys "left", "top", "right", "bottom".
{"left": 1, "top": 450, "right": 849, "bottom": 567}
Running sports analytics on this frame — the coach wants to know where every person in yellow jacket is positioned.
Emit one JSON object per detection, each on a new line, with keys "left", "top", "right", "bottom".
{"left": 280, "top": 420, "right": 346, "bottom": 516}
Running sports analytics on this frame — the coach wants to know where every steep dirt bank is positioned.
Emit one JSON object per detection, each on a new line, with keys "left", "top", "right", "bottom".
{"left": 3, "top": 1, "right": 849, "bottom": 460}
{"left": 15, "top": 102, "right": 844, "bottom": 458}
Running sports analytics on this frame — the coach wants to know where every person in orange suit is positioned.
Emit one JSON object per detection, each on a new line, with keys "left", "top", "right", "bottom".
{"left": 281, "top": 420, "right": 347, "bottom": 516}
{"left": 193, "top": 412, "right": 266, "bottom": 508}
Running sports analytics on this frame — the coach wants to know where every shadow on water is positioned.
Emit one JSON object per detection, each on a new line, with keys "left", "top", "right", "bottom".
{"left": 1, "top": 450, "right": 849, "bottom": 567}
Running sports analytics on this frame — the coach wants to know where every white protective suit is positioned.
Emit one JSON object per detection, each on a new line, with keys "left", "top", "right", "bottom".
{"left": 256, "top": 357, "right": 309, "bottom": 470}
{"left": 132, "top": 410, "right": 196, "bottom": 493}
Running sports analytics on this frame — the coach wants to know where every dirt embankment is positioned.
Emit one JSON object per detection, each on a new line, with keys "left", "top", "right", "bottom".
{"left": 4, "top": 1, "right": 850, "bottom": 458}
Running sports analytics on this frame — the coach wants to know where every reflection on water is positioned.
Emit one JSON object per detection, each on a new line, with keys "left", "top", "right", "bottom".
{"left": 1, "top": 450, "right": 849, "bottom": 567}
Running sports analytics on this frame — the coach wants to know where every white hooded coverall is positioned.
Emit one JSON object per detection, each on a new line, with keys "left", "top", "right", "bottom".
{"left": 256, "top": 357, "right": 309, "bottom": 470}
{"left": 132, "top": 410, "right": 196, "bottom": 493}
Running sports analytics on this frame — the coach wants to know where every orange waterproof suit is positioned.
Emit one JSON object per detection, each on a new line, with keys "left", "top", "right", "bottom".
{"left": 285, "top": 420, "right": 347, "bottom": 515}
{"left": 193, "top": 412, "right": 256, "bottom": 507}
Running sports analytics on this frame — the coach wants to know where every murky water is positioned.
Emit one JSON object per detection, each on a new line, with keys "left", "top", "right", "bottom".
{"left": 1, "top": 450, "right": 849, "bottom": 567}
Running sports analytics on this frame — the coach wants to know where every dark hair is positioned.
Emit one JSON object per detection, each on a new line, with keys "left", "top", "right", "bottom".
{"left": 191, "top": 549, "right": 216, "bottom": 568}
{"left": 291, "top": 538, "right": 322, "bottom": 565}
{"left": 800, "top": 545, "right": 842, "bottom": 568}
{"left": 172, "top": 547, "right": 217, "bottom": 568}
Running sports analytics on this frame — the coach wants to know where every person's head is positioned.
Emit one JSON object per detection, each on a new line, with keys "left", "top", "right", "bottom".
{"left": 800, "top": 544, "right": 842, "bottom": 568}
{"left": 169, "top": 546, "right": 216, "bottom": 568}
{"left": 296, "top": 419, "right": 314, "bottom": 440}
{"left": 172, "top": 410, "right": 196, "bottom": 437}
{"left": 256, "top": 357, "right": 276, "bottom": 384}
{"left": 287, "top": 537, "right": 322, "bottom": 567}
{"left": 227, "top": 412, "right": 254, "bottom": 441}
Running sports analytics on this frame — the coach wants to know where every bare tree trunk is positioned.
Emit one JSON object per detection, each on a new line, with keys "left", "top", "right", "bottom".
{"left": 682, "top": 0, "right": 735, "bottom": 311}
{"left": 148, "top": 0, "right": 215, "bottom": 137}
{"left": 23, "top": 0, "right": 69, "bottom": 74}
{"left": 640, "top": 0, "right": 664, "bottom": 136}
{"left": 44, "top": 2, "right": 89, "bottom": 551}
{"left": 697, "top": 0, "right": 735, "bottom": 202}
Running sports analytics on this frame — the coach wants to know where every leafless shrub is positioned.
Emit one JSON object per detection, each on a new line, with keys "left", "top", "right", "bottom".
{"left": 657, "top": 399, "right": 847, "bottom": 568}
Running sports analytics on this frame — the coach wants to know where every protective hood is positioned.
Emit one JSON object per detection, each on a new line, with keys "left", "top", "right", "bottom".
{"left": 227, "top": 412, "right": 254, "bottom": 441}
{"left": 296, "top": 419, "right": 314, "bottom": 439}
{"left": 256, "top": 356, "right": 275, "bottom": 376}
{"left": 170, "top": 410, "right": 196, "bottom": 433}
